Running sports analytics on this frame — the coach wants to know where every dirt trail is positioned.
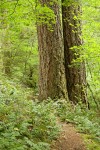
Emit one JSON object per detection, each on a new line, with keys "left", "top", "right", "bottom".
{"left": 51, "top": 122, "right": 86, "bottom": 150}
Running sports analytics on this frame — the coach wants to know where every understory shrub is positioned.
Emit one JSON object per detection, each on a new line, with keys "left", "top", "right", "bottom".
{"left": 0, "top": 79, "right": 60, "bottom": 150}
{"left": 55, "top": 99, "right": 100, "bottom": 142}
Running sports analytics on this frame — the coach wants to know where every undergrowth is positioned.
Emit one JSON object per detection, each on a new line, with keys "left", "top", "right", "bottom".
{"left": 0, "top": 78, "right": 60, "bottom": 150}
{"left": 0, "top": 76, "right": 99, "bottom": 150}
{"left": 54, "top": 99, "right": 100, "bottom": 149}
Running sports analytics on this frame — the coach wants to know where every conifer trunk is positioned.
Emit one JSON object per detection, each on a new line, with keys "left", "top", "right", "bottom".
{"left": 37, "top": 0, "right": 67, "bottom": 100}
{"left": 62, "top": 3, "right": 87, "bottom": 103}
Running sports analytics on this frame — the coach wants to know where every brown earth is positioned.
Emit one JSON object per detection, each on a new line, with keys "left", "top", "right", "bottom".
{"left": 51, "top": 122, "right": 87, "bottom": 150}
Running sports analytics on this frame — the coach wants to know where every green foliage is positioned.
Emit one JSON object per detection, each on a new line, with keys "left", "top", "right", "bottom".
{"left": 0, "top": 75, "right": 99, "bottom": 149}
{"left": 0, "top": 78, "right": 60, "bottom": 150}
{"left": 36, "top": 3, "right": 56, "bottom": 28}
{"left": 55, "top": 100, "right": 100, "bottom": 143}
{"left": 0, "top": 0, "right": 100, "bottom": 149}
{"left": 83, "top": 134, "right": 100, "bottom": 150}
{"left": 0, "top": 0, "right": 39, "bottom": 89}
{"left": 82, "top": 0, "right": 100, "bottom": 102}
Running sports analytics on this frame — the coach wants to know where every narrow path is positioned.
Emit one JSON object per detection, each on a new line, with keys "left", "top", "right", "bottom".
{"left": 51, "top": 122, "right": 86, "bottom": 150}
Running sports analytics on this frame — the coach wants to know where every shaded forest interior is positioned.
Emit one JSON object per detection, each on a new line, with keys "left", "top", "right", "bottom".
{"left": 0, "top": 0, "right": 100, "bottom": 150}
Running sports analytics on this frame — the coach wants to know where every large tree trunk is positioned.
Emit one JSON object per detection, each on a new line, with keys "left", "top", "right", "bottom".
{"left": 37, "top": 0, "right": 67, "bottom": 100}
{"left": 62, "top": 2, "right": 87, "bottom": 103}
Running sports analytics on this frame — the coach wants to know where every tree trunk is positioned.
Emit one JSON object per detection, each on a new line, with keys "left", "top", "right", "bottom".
{"left": 62, "top": 2, "right": 87, "bottom": 103}
{"left": 37, "top": 0, "right": 67, "bottom": 100}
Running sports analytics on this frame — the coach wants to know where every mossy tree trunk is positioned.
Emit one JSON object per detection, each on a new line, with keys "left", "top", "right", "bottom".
{"left": 37, "top": 0, "right": 67, "bottom": 100}
{"left": 62, "top": 1, "right": 87, "bottom": 104}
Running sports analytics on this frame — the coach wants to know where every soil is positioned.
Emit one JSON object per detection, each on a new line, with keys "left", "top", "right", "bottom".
{"left": 51, "top": 122, "right": 87, "bottom": 150}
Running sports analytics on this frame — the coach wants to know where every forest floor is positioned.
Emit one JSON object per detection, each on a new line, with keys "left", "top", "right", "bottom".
{"left": 51, "top": 121, "right": 87, "bottom": 150}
